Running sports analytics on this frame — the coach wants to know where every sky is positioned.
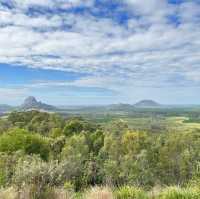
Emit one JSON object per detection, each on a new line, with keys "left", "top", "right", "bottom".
{"left": 0, "top": 0, "right": 200, "bottom": 105}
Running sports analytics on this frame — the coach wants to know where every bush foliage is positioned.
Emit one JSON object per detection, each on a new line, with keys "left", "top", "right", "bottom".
{"left": 0, "top": 111, "right": 200, "bottom": 198}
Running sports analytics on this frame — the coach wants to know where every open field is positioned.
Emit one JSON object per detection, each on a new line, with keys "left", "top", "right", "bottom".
{"left": 81, "top": 112, "right": 200, "bottom": 133}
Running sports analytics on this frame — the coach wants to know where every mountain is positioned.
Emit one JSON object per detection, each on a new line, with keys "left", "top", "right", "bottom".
{"left": 134, "top": 100, "right": 160, "bottom": 108}
{"left": 21, "top": 96, "right": 56, "bottom": 111}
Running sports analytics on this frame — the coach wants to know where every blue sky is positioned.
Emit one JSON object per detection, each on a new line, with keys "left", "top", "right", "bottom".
{"left": 0, "top": 0, "right": 200, "bottom": 105}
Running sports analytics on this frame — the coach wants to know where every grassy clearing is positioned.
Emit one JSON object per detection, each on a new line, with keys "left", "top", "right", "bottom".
{"left": 119, "top": 116, "right": 200, "bottom": 133}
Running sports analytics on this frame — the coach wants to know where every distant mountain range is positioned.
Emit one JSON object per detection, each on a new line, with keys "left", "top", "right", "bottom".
{"left": 104, "top": 100, "right": 161, "bottom": 111}
{"left": 21, "top": 96, "right": 56, "bottom": 111}
{"left": 1, "top": 97, "right": 198, "bottom": 115}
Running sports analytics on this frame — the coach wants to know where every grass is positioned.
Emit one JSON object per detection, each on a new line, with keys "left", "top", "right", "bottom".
{"left": 84, "top": 186, "right": 113, "bottom": 199}
{"left": 115, "top": 186, "right": 148, "bottom": 199}
{"left": 115, "top": 116, "right": 200, "bottom": 133}
{"left": 0, "top": 187, "right": 18, "bottom": 199}
{"left": 158, "top": 186, "right": 200, "bottom": 199}
{"left": 1, "top": 186, "right": 200, "bottom": 199}
{"left": 0, "top": 187, "right": 75, "bottom": 199}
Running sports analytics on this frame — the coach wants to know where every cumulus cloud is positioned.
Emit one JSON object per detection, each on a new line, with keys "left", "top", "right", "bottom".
{"left": 13, "top": 0, "right": 53, "bottom": 9}
{"left": 13, "top": 0, "right": 94, "bottom": 10}
{"left": 0, "top": 0, "right": 200, "bottom": 96}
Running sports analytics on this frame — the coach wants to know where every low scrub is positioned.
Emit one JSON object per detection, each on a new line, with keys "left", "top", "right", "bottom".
{"left": 115, "top": 186, "right": 148, "bottom": 199}
{"left": 158, "top": 186, "right": 200, "bottom": 199}
{"left": 1, "top": 186, "right": 200, "bottom": 199}
{"left": 0, "top": 187, "right": 75, "bottom": 199}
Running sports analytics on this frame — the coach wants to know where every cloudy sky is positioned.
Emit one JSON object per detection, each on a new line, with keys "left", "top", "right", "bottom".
{"left": 0, "top": 0, "right": 200, "bottom": 105}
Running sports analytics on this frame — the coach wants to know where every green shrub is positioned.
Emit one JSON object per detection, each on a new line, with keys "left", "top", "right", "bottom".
{"left": 0, "top": 152, "right": 25, "bottom": 187}
{"left": 12, "top": 156, "right": 69, "bottom": 199}
{"left": 158, "top": 186, "right": 200, "bottom": 199}
{"left": 0, "top": 128, "right": 50, "bottom": 160}
{"left": 64, "top": 181, "right": 74, "bottom": 192}
{"left": 0, "top": 186, "right": 75, "bottom": 199}
{"left": 0, "top": 154, "right": 12, "bottom": 186}
{"left": 13, "top": 156, "right": 60, "bottom": 186}
{"left": 115, "top": 186, "right": 148, "bottom": 199}
{"left": 63, "top": 119, "right": 84, "bottom": 137}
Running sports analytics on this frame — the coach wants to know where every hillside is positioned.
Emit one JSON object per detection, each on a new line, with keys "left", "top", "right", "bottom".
{"left": 21, "top": 96, "right": 56, "bottom": 111}
{"left": 134, "top": 99, "right": 161, "bottom": 108}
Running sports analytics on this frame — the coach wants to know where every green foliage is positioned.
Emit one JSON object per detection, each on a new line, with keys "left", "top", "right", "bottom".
{"left": 61, "top": 134, "right": 90, "bottom": 191}
{"left": 0, "top": 128, "right": 50, "bottom": 160}
{"left": 156, "top": 131, "right": 200, "bottom": 185}
{"left": 13, "top": 156, "right": 57, "bottom": 187}
{"left": 8, "top": 111, "right": 65, "bottom": 136}
{"left": 115, "top": 186, "right": 148, "bottom": 199}
{"left": 0, "top": 186, "right": 75, "bottom": 199}
{"left": 158, "top": 187, "right": 200, "bottom": 199}
{"left": 2, "top": 110, "right": 200, "bottom": 194}
{"left": 50, "top": 127, "right": 63, "bottom": 138}
{"left": 50, "top": 135, "right": 66, "bottom": 159}
{"left": 12, "top": 155, "right": 70, "bottom": 199}
{"left": 63, "top": 181, "right": 74, "bottom": 191}
{"left": 187, "top": 162, "right": 200, "bottom": 191}
{"left": 63, "top": 119, "right": 84, "bottom": 136}
{"left": 0, "top": 119, "right": 12, "bottom": 135}
{"left": 102, "top": 128, "right": 154, "bottom": 187}
{"left": 62, "top": 134, "right": 89, "bottom": 159}
{"left": 63, "top": 118, "right": 98, "bottom": 137}
{"left": 84, "top": 130, "right": 104, "bottom": 155}
{"left": 0, "top": 153, "right": 14, "bottom": 186}
{"left": 0, "top": 151, "right": 26, "bottom": 187}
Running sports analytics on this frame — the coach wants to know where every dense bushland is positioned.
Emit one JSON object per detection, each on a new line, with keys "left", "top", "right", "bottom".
{"left": 0, "top": 110, "right": 200, "bottom": 198}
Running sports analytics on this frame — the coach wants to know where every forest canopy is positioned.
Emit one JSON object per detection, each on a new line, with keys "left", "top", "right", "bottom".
{"left": 1, "top": 110, "right": 200, "bottom": 198}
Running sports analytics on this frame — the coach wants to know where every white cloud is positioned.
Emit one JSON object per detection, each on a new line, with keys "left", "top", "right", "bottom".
{"left": 178, "top": 2, "right": 200, "bottom": 23}
{"left": 0, "top": 0, "right": 200, "bottom": 95}
{"left": 0, "top": 10, "right": 63, "bottom": 28}
{"left": 13, "top": 0, "right": 54, "bottom": 9}
{"left": 125, "top": 0, "right": 169, "bottom": 15}
{"left": 124, "top": 0, "right": 176, "bottom": 25}
{"left": 13, "top": 0, "right": 94, "bottom": 10}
